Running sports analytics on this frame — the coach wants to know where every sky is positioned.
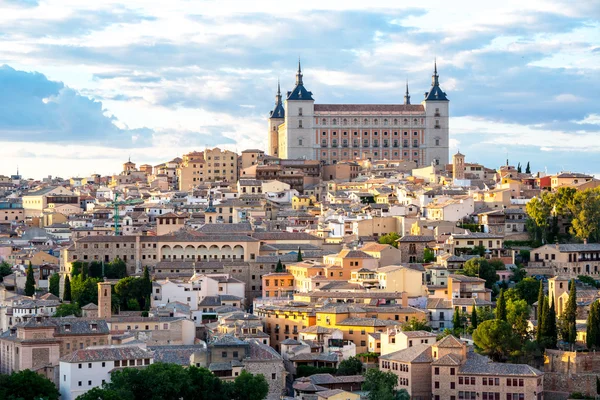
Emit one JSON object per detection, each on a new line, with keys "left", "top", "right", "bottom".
{"left": 0, "top": 0, "right": 599, "bottom": 179}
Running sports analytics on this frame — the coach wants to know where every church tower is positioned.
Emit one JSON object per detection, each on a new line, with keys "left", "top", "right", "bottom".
{"left": 282, "top": 59, "right": 315, "bottom": 160}
{"left": 268, "top": 81, "right": 285, "bottom": 157}
{"left": 423, "top": 60, "right": 450, "bottom": 166}
{"left": 452, "top": 151, "right": 465, "bottom": 181}
{"left": 98, "top": 282, "right": 112, "bottom": 319}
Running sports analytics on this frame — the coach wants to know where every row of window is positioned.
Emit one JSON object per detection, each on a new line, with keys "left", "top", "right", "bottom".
{"left": 322, "top": 131, "right": 420, "bottom": 136}
{"left": 432, "top": 394, "right": 524, "bottom": 400}
{"left": 318, "top": 117, "right": 424, "bottom": 126}
{"left": 321, "top": 151, "right": 419, "bottom": 158}
{"left": 320, "top": 139, "right": 423, "bottom": 147}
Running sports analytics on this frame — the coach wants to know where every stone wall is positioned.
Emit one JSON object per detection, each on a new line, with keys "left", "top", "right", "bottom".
{"left": 544, "top": 349, "right": 600, "bottom": 397}
{"left": 243, "top": 359, "right": 286, "bottom": 400}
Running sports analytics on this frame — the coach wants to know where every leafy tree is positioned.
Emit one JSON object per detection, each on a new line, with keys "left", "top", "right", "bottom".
{"left": 362, "top": 368, "right": 398, "bottom": 400}
{"left": 495, "top": 289, "right": 507, "bottom": 321}
{"left": 71, "top": 261, "right": 84, "bottom": 277}
{"left": 76, "top": 387, "right": 124, "bottom": 400}
{"left": 473, "top": 319, "right": 520, "bottom": 361}
{"left": 561, "top": 279, "right": 578, "bottom": 345}
{"left": 402, "top": 317, "right": 432, "bottom": 332}
{"left": 476, "top": 306, "right": 495, "bottom": 326}
{"left": 337, "top": 356, "right": 363, "bottom": 375}
{"left": 142, "top": 266, "right": 152, "bottom": 311}
{"left": 0, "top": 261, "right": 11, "bottom": 282}
{"left": 297, "top": 247, "right": 303, "bottom": 262}
{"left": 24, "top": 262, "right": 35, "bottom": 296}
{"left": 586, "top": 300, "right": 600, "bottom": 349}
{"left": 463, "top": 257, "right": 498, "bottom": 289}
{"left": 471, "top": 244, "right": 486, "bottom": 257}
{"left": 54, "top": 303, "right": 82, "bottom": 317}
{"left": 275, "top": 259, "right": 284, "bottom": 273}
{"left": 378, "top": 232, "right": 400, "bottom": 248}
{"left": 578, "top": 275, "right": 600, "bottom": 288}
{"left": 71, "top": 275, "right": 100, "bottom": 306}
{"left": 228, "top": 370, "right": 269, "bottom": 400}
{"left": 0, "top": 369, "right": 60, "bottom": 400}
{"left": 186, "top": 365, "right": 231, "bottom": 400}
{"left": 507, "top": 298, "right": 530, "bottom": 340}
{"left": 526, "top": 194, "right": 553, "bottom": 243}
{"left": 570, "top": 188, "right": 600, "bottom": 243}
{"left": 471, "top": 306, "right": 478, "bottom": 330}
{"left": 516, "top": 277, "right": 541, "bottom": 305}
{"left": 396, "top": 389, "right": 410, "bottom": 400}
{"left": 49, "top": 273, "right": 60, "bottom": 297}
{"left": 423, "top": 248, "right": 435, "bottom": 263}
{"left": 107, "top": 257, "right": 128, "bottom": 279}
{"left": 525, "top": 161, "right": 531, "bottom": 174}
{"left": 115, "top": 276, "right": 147, "bottom": 311}
{"left": 64, "top": 275, "right": 72, "bottom": 301}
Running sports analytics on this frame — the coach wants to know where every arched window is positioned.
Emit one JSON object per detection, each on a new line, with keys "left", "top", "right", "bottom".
{"left": 353, "top": 118, "right": 358, "bottom": 124}
{"left": 364, "top": 118, "right": 368, "bottom": 125}
{"left": 343, "top": 118, "right": 348, "bottom": 125}
{"left": 332, "top": 118, "right": 337, "bottom": 125}
{"left": 413, "top": 118, "right": 417, "bottom": 124}
{"left": 403, "top": 118, "right": 408, "bottom": 125}
{"left": 384, "top": 119, "right": 388, "bottom": 125}
{"left": 374, "top": 119, "right": 379, "bottom": 125}
{"left": 322, "top": 118, "right": 327, "bottom": 125}
{"left": 393, "top": 119, "right": 398, "bottom": 125}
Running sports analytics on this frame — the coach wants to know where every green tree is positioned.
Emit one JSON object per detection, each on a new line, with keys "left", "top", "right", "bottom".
{"left": 396, "top": 389, "right": 410, "bottom": 400}
{"left": 476, "top": 306, "right": 495, "bottom": 326}
{"left": 517, "top": 162, "right": 522, "bottom": 173}
{"left": 473, "top": 319, "right": 520, "bottom": 361}
{"left": 0, "top": 369, "right": 60, "bottom": 400}
{"left": 362, "top": 368, "right": 399, "bottom": 400}
{"left": 0, "top": 261, "right": 11, "bottom": 282}
{"left": 71, "top": 275, "right": 100, "bottom": 306}
{"left": 561, "top": 279, "right": 578, "bottom": 345}
{"left": 452, "top": 308, "right": 463, "bottom": 333}
{"left": 526, "top": 194, "right": 553, "bottom": 243}
{"left": 115, "top": 276, "right": 148, "bottom": 311}
{"left": 536, "top": 285, "right": 546, "bottom": 342}
{"left": 71, "top": 261, "right": 84, "bottom": 277}
{"left": 275, "top": 259, "right": 284, "bottom": 272}
{"left": 24, "top": 262, "right": 35, "bottom": 296}
{"left": 49, "top": 272, "right": 60, "bottom": 297}
{"left": 54, "top": 303, "right": 82, "bottom": 317}
{"left": 228, "top": 370, "right": 269, "bottom": 400}
{"left": 525, "top": 161, "right": 531, "bottom": 174}
{"left": 515, "top": 277, "right": 541, "bottom": 305}
{"left": 64, "top": 275, "right": 72, "bottom": 301}
{"left": 546, "top": 296, "right": 558, "bottom": 349}
{"left": 107, "top": 258, "right": 128, "bottom": 279}
{"left": 186, "top": 365, "right": 231, "bottom": 400}
{"left": 402, "top": 317, "right": 432, "bottom": 332}
{"left": 337, "top": 356, "right": 363, "bottom": 375}
{"left": 570, "top": 188, "right": 600, "bottom": 243}
{"left": 76, "top": 387, "right": 124, "bottom": 400}
{"left": 142, "top": 266, "right": 152, "bottom": 311}
{"left": 507, "top": 298, "right": 530, "bottom": 340}
{"left": 378, "top": 232, "right": 400, "bottom": 248}
{"left": 495, "top": 289, "right": 507, "bottom": 321}
{"left": 471, "top": 306, "right": 478, "bottom": 330}
{"left": 297, "top": 247, "right": 303, "bottom": 262}
{"left": 423, "top": 248, "right": 435, "bottom": 263}
{"left": 586, "top": 300, "right": 600, "bottom": 349}
{"left": 463, "top": 257, "right": 498, "bottom": 289}
{"left": 471, "top": 244, "right": 486, "bottom": 257}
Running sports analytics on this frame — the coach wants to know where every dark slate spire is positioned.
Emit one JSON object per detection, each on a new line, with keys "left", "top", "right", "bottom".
{"left": 269, "top": 79, "right": 285, "bottom": 119}
{"left": 287, "top": 58, "right": 314, "bottom": 101}
{"left": 404, "top": 80, "right": 411, "bottom": 105}
{"left": 296, "top": 58, "right": 303, "bottom": 85}
{"left": 424, "top": 59, "right": 448, "bottom": 101}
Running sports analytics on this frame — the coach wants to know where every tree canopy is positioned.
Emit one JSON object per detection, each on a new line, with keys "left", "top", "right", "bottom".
{"left": 402, "top": 317, "right": 432, "bottom": 332}
{"left": 75, "top": 363, "right": 268, "bottom": 400}
{"left": 337, "top": 356, "right": 363, "bottom": 376}
{"left": 378, "top": 232, "right": 400, "bottom": 248}
{"left": 473, "top": 319, "right": 520, "bottom": 361}
{"left": 462, "top": 257, "right": 498, "bottom": 289}
{"left": 0, "top": 369, "right": 60, "bottom": 400}
{"left": 362, "top": 368, "right": 399, "bottom": 400}
{"left": 0, "top": 261, "right": 12, "bottom": 282}
{"left": 49, "top": 273, "right": 60, "bottom": 297}
{"left": 515, "top": 277, "right": 541, "bottom": 305}
{"left": 54, "top": 303, "right": 82, "bottom": 317}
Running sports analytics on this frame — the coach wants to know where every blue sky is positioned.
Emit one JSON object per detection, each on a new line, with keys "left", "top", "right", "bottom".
{"left": 0, "top": 0, "right": 599, "bottom": 179}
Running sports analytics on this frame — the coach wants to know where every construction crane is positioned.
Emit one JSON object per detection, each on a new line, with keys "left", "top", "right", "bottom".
{"left": 107, "top": 194, "right": 144, "bottom": 236}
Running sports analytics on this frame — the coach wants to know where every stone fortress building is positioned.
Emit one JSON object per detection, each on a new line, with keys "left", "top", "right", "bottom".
{"left": 268, "top": 60, "right": 450, "bottom": 167}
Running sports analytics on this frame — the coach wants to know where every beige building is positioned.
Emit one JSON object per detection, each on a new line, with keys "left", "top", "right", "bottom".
{"left": 178, "top": 148, "right": 238, "bottom": 190}
{"left": 551, "top": 172, "right": 593, "bottom": 190}
{"left": 22, "top": 186, "right": 79, "bottom": 218}
{"left": 380, "top": 335, "right": 543, "bottom": 400}
{"left": 0, "top": 203, "right": 24, "bottom": 225}
{"left": 530, "top": 243, "right": 600, "bottom": 278}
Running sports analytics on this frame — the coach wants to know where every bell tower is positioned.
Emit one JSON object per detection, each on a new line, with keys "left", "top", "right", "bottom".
{"left": 98, "top": 282, "right": 112, "bottom": 319}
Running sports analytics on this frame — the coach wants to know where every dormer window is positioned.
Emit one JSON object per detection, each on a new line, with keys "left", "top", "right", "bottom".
{"left": 90, "top": 323, "right": 98, "bottom": 331}
{"left": 65, "top": 324, "right": 71, "bottom": 332}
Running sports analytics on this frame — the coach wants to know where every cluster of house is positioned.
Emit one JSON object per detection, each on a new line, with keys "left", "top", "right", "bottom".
{"left": 1, "top": 149, "right": 600, "bottom": 399}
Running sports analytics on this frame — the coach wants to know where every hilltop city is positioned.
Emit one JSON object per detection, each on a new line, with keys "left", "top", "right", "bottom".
{"left": 1, "top": 62, "right": 600, "bottom": 400}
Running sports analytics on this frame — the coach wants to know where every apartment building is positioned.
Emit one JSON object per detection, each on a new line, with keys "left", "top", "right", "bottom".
{"left": 178, "top": 148, "right": 238, "bottom": 190}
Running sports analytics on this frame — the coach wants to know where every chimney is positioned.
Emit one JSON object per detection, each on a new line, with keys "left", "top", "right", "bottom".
{"left": 584, "top": 238, "right": 588, "bottom": 245}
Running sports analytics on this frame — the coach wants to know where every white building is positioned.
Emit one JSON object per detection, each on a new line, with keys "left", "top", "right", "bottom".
{"left": 59, "top": 345, "right": 154, "bottom": 400}
{"left": 379, "top": 328, "right": 437, "bottom": 356}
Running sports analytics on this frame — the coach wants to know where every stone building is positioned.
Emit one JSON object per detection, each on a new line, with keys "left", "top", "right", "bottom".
{"left": 397, "top": 235, "right": 435, "bottom": 263}
{"left": 177, "top": 148, "right": 238, "bottom": 190}
{"left": 268, "top": 60, "right": 450, "bottom": 167}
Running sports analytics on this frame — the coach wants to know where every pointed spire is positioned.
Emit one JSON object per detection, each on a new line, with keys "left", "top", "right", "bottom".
{"left": 296, "top": 57, "right": 303, "bottom": 85}
{"left": 275, "top": 79, "right": 282, "bottom": 105}
{"left": 404, "top": 79, "right": 411, "bottom": 105}
{"left": 432, "top": 58, "right": 439, "bottom": 87}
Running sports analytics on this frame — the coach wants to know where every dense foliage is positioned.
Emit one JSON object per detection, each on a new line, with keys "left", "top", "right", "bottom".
{"left": 25, "top": 262, "right": 35, "bottom": 296}
{"left": 54, "top": 303, "right": 82, "bottom": 317}
{"left": 75, "top": 363, "right": 268, "bottom": 400}
{"left": 0, "top": 369, "right": 60, "bottom": 400}
{"left": 362, "top": 368, "right": 400, "bottom": 400}
{"left": 378, "top": 232, "right": 400, "bottom": 248}
{"left": 336, "top": 356, "right": 363, "bottom": 376}
{"left": 0, "top": 261, "right": 12, "bottom": 282}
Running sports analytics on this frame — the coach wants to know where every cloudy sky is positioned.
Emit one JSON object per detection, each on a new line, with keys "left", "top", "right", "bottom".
{"left": 0, "top": 0, "right": 599, "bottom": 179}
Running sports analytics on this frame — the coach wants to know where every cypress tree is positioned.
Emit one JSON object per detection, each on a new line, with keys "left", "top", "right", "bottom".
{"left": 525, "top": 161, "right": 531, "bottom": 174}
{"left": 64, "top": 275, "right": 72, "bottom": 302}
{"left": 297, "top": 247, "right": 303, "bottom": 262}
{"left": 471, "top": 306, "right": 478, "bottom": 329}
{"left": 275, "top": 259, "right": 284, "bottom": 273}
{"left": 539, "top": 295, "right": 550, "bottom": 341}
{"left": 24, "top": 262, "right": 35, "bottom": 296}
{"left": 586, "top": 300, "right": 599, "bottom": 350}
{"left": 452, "top": 308, "right": 463, "bottom": 332}
{"left": 563, "top": 279, "right": 577, "bottom": 345}
{"left": 536, "top": 284, "right": 546, "bottom": 342}
{"left": 495, "top": 289, "right": 507, "bottom": 321}
{"left": 547, "top": 296, "right": 558, "bottom": 348}
{"left": 142, "top": 266, "right": 152, "bottom": 311}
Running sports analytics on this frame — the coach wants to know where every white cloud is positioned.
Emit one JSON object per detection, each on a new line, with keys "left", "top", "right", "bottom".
{"left": 573, "top": 114, "right": 600, "bottom": 125}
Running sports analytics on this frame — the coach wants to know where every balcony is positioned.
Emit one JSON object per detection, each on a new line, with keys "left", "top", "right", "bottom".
{"left": 434, "top": 125, "right": 441, "bottom": 129}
